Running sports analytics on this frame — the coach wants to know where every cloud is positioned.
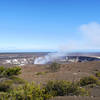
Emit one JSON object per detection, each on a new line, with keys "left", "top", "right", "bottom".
{"left": 80, "top": 22, "right": 100, "bottom": 47}
{"left": 60, "top": 22, "right": 100, "bottom": 52}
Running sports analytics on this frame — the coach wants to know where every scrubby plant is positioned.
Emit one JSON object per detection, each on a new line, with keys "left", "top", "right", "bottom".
{"left": 9, "top": 76, "right": 26, "bottom": 84}
{"left": 0, "top": 80, "right": 13, "bottom": 92}
{"left": 0, "top": 66, "right": 5, "bottom": 73}
{"left": 50, "top": 62, "right": 60, "bottom": 72}
{"left": 0, "top": 92, "right": 10, "bottom": 100}
{"left": 67, "top": 83, "right": 88, "bottom": 96}
{"left": 0, "top": 80, "right": 89, "bottom": 99}
{"left": 1, "top": 82, "right": 52, "bottom": 100}
{"left": 44, "top": 80, "right": 71, "bottom": 96}
{"left": 0, "top": 66, "right": 21, "bottom": 77}
{"left": 79, "top": 76, "right": 98, "bottom": 86}
{"left": 44, "top": 80, "right": 88, "bottom": 96}
{"left": 35, "top": 71, "right": 48, "bottom": 75}
{"left": 0, "top": 66, "right": 5, "bottom": 76}
{"left": 96, "top": 80, "right": 100, "bottom": 86}
{"left": 96, "top": 72, "right": 100, "bottom": 77}
{"left": 4, "top": 67, "right": 21, "bottom": 77}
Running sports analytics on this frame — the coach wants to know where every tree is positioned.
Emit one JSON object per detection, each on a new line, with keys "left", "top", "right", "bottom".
{"left": 50, "top": 62, "right": 60, "bottom": 72}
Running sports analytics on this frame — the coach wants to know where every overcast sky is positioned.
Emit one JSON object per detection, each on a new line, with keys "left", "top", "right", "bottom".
{"left": 0, "top": 0, "right": 100, "bottom": 52}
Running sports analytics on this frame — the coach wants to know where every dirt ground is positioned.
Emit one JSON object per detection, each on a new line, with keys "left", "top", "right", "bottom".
{"left": 19, "top": 61, "right": 100, "bottom": 83}
{"left": 19, "top": 61, "right": 100, "bottom": 100}
{"left": 50, "top": 96, "right": 100, "bottom": 100}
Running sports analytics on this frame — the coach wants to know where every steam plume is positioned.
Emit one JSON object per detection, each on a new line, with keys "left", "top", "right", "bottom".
{"left": 34, "top": 52, "right": 67, "bottom": 64}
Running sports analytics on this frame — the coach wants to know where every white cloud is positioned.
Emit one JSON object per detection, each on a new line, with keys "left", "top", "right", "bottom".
{"left": 60, "top": 22, "right": 100, "bottom": 52}
{"left": 80, "top": 22, "right": 100, "bottom": 47}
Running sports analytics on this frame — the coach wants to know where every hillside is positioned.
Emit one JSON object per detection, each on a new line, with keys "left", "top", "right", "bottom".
{"left": 20, "top": 61, "right": 100, "bottom": 83}
{"left": 18, "top": 61, "right": 100, "bottom": 100}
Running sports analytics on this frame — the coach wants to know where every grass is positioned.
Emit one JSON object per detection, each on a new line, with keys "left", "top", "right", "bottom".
{"left": 35, "top": 71, "right": 48, "bottom": 75}
{"left": 9, "top": 76, "right": 26, "bottom": 84}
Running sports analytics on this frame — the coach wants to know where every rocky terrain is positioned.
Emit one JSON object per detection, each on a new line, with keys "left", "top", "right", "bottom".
{"left": 0, "top": 52, "right": 100, "bottom": 100}
{"left": 0, "top": 52, "right": 100, "bottom": 66}
{"left": 19, "top": 61, "right": 100, "bottom": 100}
{"left": 0, "top": 52, "right": 48, "bottom": 66}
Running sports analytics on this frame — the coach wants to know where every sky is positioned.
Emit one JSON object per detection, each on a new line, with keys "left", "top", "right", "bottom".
{"left": 0, "top": 0, "right": 100, "bottom": 52}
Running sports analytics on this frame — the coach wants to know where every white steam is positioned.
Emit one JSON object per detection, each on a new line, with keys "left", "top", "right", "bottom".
{"left": 34, "top": 52, "right": 67, "bottom": 64}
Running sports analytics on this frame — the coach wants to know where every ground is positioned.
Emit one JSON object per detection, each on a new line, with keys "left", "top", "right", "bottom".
{"left": 19, "top": 61, "right": 100, "bottom": 100}
{"left": 19, "top": 61, "right": 100, "bottom": 83}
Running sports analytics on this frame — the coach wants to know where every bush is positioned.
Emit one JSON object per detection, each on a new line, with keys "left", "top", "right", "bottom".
{"left": 0, "top": 66, "right": 5, "bottom": 76}
{"left": 96, "top": 72, "right": 100, "bottom": 77}
{"left": 96, "top": 80, "right": 100, "bottom": 86}
{"left": 44, "top": 80, "right": 71, "bottom": 96}
{"left": 79, "top": 76, "right": 98, "bottom": 86}
{"left": 77, "top": 87, "right": 88, "bottom": 96}
{"left": 0, "top": 80, "right": 89, "bottom": 99}
{"left": 9, "top": 76, "right": 26, "bottom": 84}
{"left": 44, "top": 80, "right": 88, "bottom": 96}
{"left": 0, "top": 66, "right": 21, "bottom": 77}
{"left": 50, "top": 62, "right": 60, "bottom": 72}
{"left": 67, "top": 83, "right": 88, "bottom": 96}
{"left": 0, "top": 80, "right": 13, "bottom": 92}
{"left": 9, "top": 83, "right": 52, "bottom": 100}
{"left": 4, "top": 67, "right": 21, "bottom": 77}
{"left": 0, "top": 92, "right": 10, "bottom": 100}
{"left": 35, "top": 71, "right": 48, "bottom": 75}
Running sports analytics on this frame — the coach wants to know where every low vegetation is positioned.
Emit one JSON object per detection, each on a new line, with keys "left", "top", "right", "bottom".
{"left": 0, "top": 80, "right": 13, "bottom": 92}
{"left": 44, "top": 80, "right": 88, "bottom": 96}
{"left": 0, "top": 66, "right": 21, "bottom": 77}
{"left": 0, "top": 80, "right": 89, "bottom": 100}
{"left": 9, "top": 76, "right": 26, "bottom": 84}
{"left": 78, "top": 76, "right": 98, "bottom": 86}
{"left": 0, "top": 83, "right": 52, "bottom": 100}
{"left": 0, "top": 66, "right": 100, "bottom": 100}
{"left": 35, "top": 71, "right": 48, "bottom": 75}
{"left": 96, "top": 72, "right": 100, "bottom": 77}
{"left": 49, "top": 62, "right": 60, "bottom": 72}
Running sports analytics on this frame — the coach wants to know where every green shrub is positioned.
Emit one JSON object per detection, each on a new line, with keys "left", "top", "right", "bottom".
{"left": 0, "top": 80, "right": 89, "bottom": 100}
{"left": 4, "top": 67, "right": 21, "bottom": 77}
{"left": 0, "top": 66, "right": 5, "bottom": 76}
{"left": 10, "top": 83, "right": 52, "bottom": 100}
{"left": 96, "top": 80, "right": 100, "bottom": 86}
{"left": 77, "top": 87, "right": 89, "bottom": 96}
{"left": 0, "top": 66, "right": 5, "bottom": 73}
{"left": 9, "top": 76, "right": 26, "bottom": 84}
{"left": 96, "top": 72, "right": 100, "bottom": 77}
{"left": 88, "top": 84, "right": 97, "bottom": 88}
{"left": 44, "top": 80, "right": 71, "bottom": 96}
{"left": 50, "top": 62, "right": 60, "bottom": 72}
{"left": 0, "top": 66, "right": 21, "bottom": 77}
{"left": 67, "top": 83, "right": 88, "bottom": 96}
{"left": 44, "top": 80, "right": 88, "bottom": 96}
{"left": 35, "top": 71, "right": 48, "bottom": 75}
{"left": 0, "top": 92, "right": 10, "bottom": 100}
{"left": 79, "top": 76, "right": 98, "bottom": 86}
{"left": 0, "top": 80, "right": 13, "bottom": 92}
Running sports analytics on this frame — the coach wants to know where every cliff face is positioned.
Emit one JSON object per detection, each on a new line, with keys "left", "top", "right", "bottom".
{"left": 0, "top": 52, "right": 48, "bottom": 66}
{"left": 3, "top": 57, "right": 35, "bottom": 66}
{"left": 0, "top": 52, "right": 100, "bottom": 66}
{"left": 66, "top": 56, "right": 100, "bottom": 62}
{"left": 1, "top": 56, "right": 100, "bottom": 66}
